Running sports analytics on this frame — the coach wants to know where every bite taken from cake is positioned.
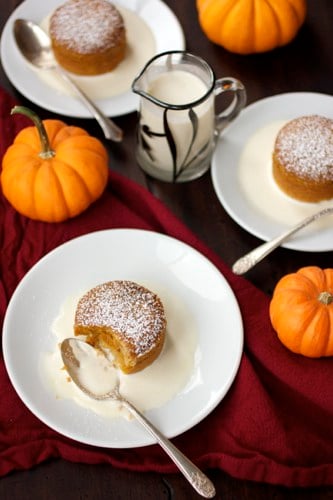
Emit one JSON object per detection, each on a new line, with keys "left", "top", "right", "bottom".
{"left": 74, "top": 280, "right": 167, "bottom": 374}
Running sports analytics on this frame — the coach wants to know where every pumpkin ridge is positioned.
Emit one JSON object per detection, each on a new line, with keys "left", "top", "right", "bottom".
{"left": 266, "top": 0, "right": 305, "bottom": 47}
{"left": 275, "top": 274, "right": 319, "bottom": 298}
{"left": 273, "top": 297, "right": 319, "bottom": 353}
{"left": 52, "top": 160, "right": 94, "bottom": 210}
{"left": 236, "top": 0, "right": 257, "bottom": 52}
{"left": 71, "top": 144, "right": 108, "bottom": 162}
{"left": 43, "top": 119, "right": 69, "bottom": 146}
{"left": 52, "top": 129, "right": 90, "bottom": 149}
{"left": 300, "top": 306, "right": 330, "bottom": 357}
{"left": 35, "top": 160, "right": 70, "bottom": 220}
{"left": 13, "top": 135, "right": 40, "bottom": 153}
{"left": 284, "top": 0, "right": 306, "bottom": 24}
{"left": 298, "top": 266, "right": 327, "bottom": 292}
{"left": 197, "top": 0, "right": 240, "bottom": 50}
{"left": 222, "top": 0, "right": 240, "bottom": 22}
{"left": 327, "top": 308, "right": 333, "bottom": 354}
{"left": 320, "top": 308, "right": 332, "bottom": 356}
{"left": 55, "top": 136, "right": 108, "bottom": 160}
{"left": 246, "top": 0, "right": 255, "bottom": 52}
{"left": 261, "top": 0, "right": 283, "bottom": 47}
{"left": 54, "top": 153, "right": 107, "bottom": 199}
{"left": 2, "top": 158, "right": 44, "bottom": 219}
{"left": 65, "top": 164, "right": 94, "bottom": 201}
{"left": 323, "top": 268, "right": 333, "bottom": 293}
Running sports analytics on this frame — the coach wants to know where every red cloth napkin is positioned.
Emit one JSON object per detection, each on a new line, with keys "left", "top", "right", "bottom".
{"left": 0, "top": 87, "right": 332, "bottom": 487}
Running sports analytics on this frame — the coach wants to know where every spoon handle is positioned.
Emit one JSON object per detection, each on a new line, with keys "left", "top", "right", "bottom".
{"left": 122, "top": 399, "right": 216, "bottom": 498}
{"left": 232, "top": 207, "right": 333, "bottom": 275}
{"left": 56, "top": 66, "right": 123, "bottom": 142}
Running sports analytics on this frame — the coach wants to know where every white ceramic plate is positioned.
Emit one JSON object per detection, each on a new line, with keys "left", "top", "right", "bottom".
{"left": 211, "top": 92, "right": 333, "bottom": 252}
{"left": 2, "top": 229, "right": 243, "bottom": 448}
{"left": 0, "top": 0, "right": 185, "bottom": 117}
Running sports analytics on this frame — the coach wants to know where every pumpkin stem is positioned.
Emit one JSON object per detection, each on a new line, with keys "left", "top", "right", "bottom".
{"left": 318, "top": 291, "right": 333, "bottom": 305}
{"left": 11, "top": 106, "right": 56, "bottom": 159}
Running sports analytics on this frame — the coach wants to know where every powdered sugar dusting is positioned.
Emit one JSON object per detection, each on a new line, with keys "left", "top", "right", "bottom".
{"left": 50, "top": 0, "right": 125, "bottom": 53}
{"left": 274, "top": 115, "right": 333, "bottom": 181}
{"left": 75, "top": 281, "right": 166, "bottom": 356}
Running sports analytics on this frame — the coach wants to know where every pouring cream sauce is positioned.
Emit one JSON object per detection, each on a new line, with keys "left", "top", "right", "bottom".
{"left": 38, "top": 6, "right": 156, "bottom": 100}
{"left": 41, "top": 287, "right": 198, "bottom": 420}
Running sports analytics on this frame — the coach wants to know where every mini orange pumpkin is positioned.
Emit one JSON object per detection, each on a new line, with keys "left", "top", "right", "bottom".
{"left": 269, "top": 266, "right": 333, "bottom": 358}
{"left": 196, "top": 0, "right": 307, "bottom": 54}
{"left": 1, "top": 106, "right": 109, "bottom": 222}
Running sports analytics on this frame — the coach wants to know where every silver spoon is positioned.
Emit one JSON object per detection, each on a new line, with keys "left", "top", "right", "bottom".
{"left": 60, "top": 338, "right": 216, "bottom": 499}
{"left": 232, "top": 206, "right": 333, "bottom": 275}
{"left": 13, "top": 19, "right": 123, "bottom": 142}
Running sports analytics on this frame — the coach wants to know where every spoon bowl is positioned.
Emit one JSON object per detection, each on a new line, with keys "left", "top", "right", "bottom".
{"left": 14, "top": 18, "right": 56, "bottom": 70}
{"left": 13, "top": 19, "right": 123, "bottom": 142}
{"left": 61, "top": 338, "right": 216, "bottom": 498}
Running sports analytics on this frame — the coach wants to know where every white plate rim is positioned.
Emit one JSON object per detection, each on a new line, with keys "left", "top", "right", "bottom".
{"left": 0, "top": 0, "right": 185, "bottom": 117}
{"left": 211, "top": 91, "right": 333, "bottom": 252}
{"left": 2, "top": 228, "right": 243, "bottom": 448}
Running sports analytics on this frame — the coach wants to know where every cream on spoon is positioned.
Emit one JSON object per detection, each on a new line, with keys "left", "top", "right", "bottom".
{"left": 60, "top": 338, "right": 216, "bottom": 499}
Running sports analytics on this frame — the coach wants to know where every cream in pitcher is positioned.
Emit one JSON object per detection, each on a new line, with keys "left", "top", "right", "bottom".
{"left": 132, "top": 51, "right": 246, "bottom": 183}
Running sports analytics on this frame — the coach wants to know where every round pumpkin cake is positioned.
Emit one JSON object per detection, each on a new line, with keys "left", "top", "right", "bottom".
{"left": 49, "top": 0, "right": 126, "bottom": 76}
{"left": 74, "top": 280, "right": 167, "bottom": 374}
{"left": 272, "top": 115, "right": 333, "bottom": 202}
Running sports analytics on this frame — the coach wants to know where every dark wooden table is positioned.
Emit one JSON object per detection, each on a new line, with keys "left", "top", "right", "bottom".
{"left": 1, "top": 1, "right": 333, "bottom": 498}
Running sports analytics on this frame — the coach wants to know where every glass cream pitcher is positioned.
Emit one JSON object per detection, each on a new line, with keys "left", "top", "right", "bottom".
{"left": 132, "top": 51, "right": 246, "bottom": 183}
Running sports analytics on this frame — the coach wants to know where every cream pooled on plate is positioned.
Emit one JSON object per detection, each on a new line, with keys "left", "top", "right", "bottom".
{"left": 39, "top": 6, "right": 156, "bottom": 99}
{"left": 238, "top": 119, "right": 333, "bottom": 231}
{"left": 41, "top": 287, "right": 198, "bottom": 420}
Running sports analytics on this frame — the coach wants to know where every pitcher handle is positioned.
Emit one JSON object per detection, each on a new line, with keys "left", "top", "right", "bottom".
{"left": 214, "top": 77, "right": 247, "bottom": 135}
